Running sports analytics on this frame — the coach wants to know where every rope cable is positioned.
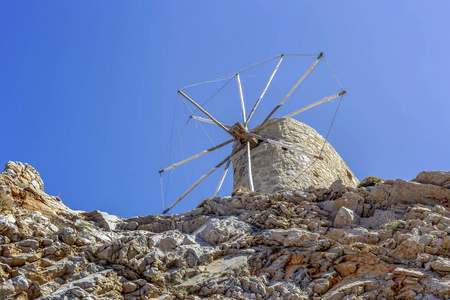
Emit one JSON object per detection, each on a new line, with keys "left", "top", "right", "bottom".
{"left": 200, "top": 75, "right": 236, "bottom": 108}
{"left": 160, "top": 174, "right": 165, "bottom": 211}
{"left": 176, "top": 107, "right": 190, "bottom": 186}
{"left": 281, "top": 57, "right": 322, "bottom": 115}
{"left": 180, "top": 55, "right": 280, "bottom": 91}
{"left": 160, "top": 94, "right": 192, "bottom": 169}
{"left": 283, "top": 54, "right": 320, "bottom": 56}
{"left": 322, "top": 57, "right": 344, "bottom": 91}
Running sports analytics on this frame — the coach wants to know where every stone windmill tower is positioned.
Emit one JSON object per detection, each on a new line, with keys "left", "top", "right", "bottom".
{"left": 231, "top": 117, "right": 358, "bottom": 194}
{"left": 160, "top": 53, "right": 358, "bottom": 214}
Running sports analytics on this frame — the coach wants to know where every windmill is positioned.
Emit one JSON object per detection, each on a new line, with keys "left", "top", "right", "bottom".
{"left": 159, "top": 53, "right": 346, "bottom": 214}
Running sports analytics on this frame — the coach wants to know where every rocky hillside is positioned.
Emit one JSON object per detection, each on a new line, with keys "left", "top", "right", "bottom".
{"left": 1, "top": 161, "right": 450, "bottom": 299}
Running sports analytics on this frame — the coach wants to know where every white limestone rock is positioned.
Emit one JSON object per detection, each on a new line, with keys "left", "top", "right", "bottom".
{"left": 334, "top": 207, "right": 355, "bottom": 228}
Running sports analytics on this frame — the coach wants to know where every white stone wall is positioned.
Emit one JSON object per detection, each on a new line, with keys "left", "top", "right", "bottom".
{"left": 231, "top": 118, "right": 359, "bottom": 193}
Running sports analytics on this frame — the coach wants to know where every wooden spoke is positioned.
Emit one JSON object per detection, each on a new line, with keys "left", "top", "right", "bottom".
{"left": 245, "top": 54, "right": 284, "bottom": 127}
{"left": 236, "top": 73, "right": 247, "bottom": 126}
{"left": 214, "top": 142, "right": 239, "bottom": 196}
{"left": 214, "top": 158, "right": 232, "bottom": 197}
{"left": 191, "top": 115, "right": 231, "bottom": 128}
{"left": 159, "top": 138, "right": 235, "bottom": 174}
{"left": 178, "top": 90, "right": 235, "bottom": 138}
{"left": 250, "top": 91, "right": 346, "bottom": 134}
{"left": 261, "top": 52, "right": 323, "bottom": 125}
{"left": 246, "top": 142, "right": 255, "bottom": 191}
{"left": 163, "top": 144, "right": 244, "bottom": 214}
{"left": 283, "top": 90, "right": 346, "bottom": 119}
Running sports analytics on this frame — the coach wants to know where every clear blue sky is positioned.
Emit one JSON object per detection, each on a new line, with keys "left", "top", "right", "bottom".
{"left": 1, "top": 2, "right": 449, "bottom": 217}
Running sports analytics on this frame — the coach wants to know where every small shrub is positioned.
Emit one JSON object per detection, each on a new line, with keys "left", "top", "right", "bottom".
{"left": 358, "top": 176, "right": 382, "bottom": 188}
{"left": 386, "top": 220, "right": 402, "bottom": 233}
{"left": 231, "top": 186, "right": 252, "bottom": 196}
{"left": 174, "top": 287, "right": 188, "bottom": 297}
{"left": 0, "top": 190, "right": 13, "bottom": 214}
{"left": 350, "top": 242, "right": 377, "bottom": 250}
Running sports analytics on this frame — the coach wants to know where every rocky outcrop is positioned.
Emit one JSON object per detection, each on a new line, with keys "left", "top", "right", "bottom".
{"left": 1, "top": 161, "right": 450, "bottom": 299}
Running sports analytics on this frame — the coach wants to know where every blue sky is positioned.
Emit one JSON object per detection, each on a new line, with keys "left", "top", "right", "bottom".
{"left": 1, "top": 2, "right": 449, "bottom": 217}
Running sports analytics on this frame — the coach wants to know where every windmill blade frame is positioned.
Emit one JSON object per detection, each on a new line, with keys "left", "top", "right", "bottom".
{"left": 161, "top": 52, "right": 347, "bottom": 214}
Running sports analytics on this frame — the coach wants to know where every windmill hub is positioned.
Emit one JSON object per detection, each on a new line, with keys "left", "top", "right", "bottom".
{"left": 229, "top": 122, "right": 259, "bottom": 148}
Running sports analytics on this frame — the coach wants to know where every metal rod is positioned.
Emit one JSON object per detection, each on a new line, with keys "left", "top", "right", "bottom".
{"left": 159, "top": 138, "right": 235, "bottom": 174}
{"left": 163, "top": 145, "right": 244, "bottom": 214}
{"left": 178, "top": 90, "right": 235, "bottom": 138}
{"left": 247, "top": 132, "right": 323, "bottom": 160}
{"left": 284, "top": 90, "right": 346, "bottom": 119}
{"left": 245, "top": 54, "right": 284, "bottom": 127}
{"left": 246, "top": 142, "right": 254, "bottom": 191}
{"left": 191, "top": 115, "right": 231, "bottom": 128}
{"left": 262, "top": 52, "right": 323, "bottom": 125}
{"left": 236, "top": 73, "right": 247, "bottom": 126}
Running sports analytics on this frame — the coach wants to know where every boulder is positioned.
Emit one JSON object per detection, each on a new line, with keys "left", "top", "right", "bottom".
{"left": 334, "top": 207, "right": 354, "bottom": 228}
{"left": 413, "top": 171, "right": 450, "bottom": 189}
{"left": 369, "top": 179, "right": 450, "bottom": 206}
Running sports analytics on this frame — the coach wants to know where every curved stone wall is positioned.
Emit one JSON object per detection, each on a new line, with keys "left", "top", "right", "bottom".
{"left": 231, "top": 118, "right": 359, "bottom": 193}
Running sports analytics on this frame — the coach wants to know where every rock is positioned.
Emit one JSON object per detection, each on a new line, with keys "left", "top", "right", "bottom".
{"left": 335, "top": 262, "right": 358, "bottom": 277}
{"left": 320, "top": 192, "right": 364, "bottom": 218}
{"left": 2, "top": 161, "right": 450, "bottom": 300}
{"left": 196, "top": 216, "right": 251, "bottom": 246}
{"left": 314, "top": 278, "right": 332, "bottom": 294}
{"left": 260, "top": 228, "right": 320, "bottom": 247}
{"left": 0, "top": 275, "right": 30, "bottom": 298}
{"left": 334, "top": 207, "right": 354, "bottom": 228}
{"left": 393, "top": 267, "right": 425, "bottom": 278}
{"left": 122, "top": 281, "right": 138, "bottom": 293}
{"left": 431, "top": 258, "right": 450, "bottom": 273}
{"left": 360, "top": 209, "right": 396, "bottom": 229}
{"left": 389, "top": 236, "right": 424, "bottom": 260}
{"left": 369, "top": 179, "right": 450, "bottom": 206}
{"left": 57, "top": 227, "right": 76, "bottom": 245}
{"left": 413, "top": 171, "right": 450, "bottom": 188}
{"left": 126, "top": 221, "right": 138, "bottom": 231}
{"left": 159, "top": 231, "right": 184, "bottom": 251}
{"left": 82, "top": 210, "right": 123, "bottom": 231}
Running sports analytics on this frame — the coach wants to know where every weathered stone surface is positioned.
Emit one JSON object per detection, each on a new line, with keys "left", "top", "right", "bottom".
{"left": 232, "top": 118, "right": 359, "bottom": 193}
{"left": 369, "top": 179, "right": 450, "bottom": 206}
{"left": 259, "top": 228, "right": 320, "bottom": 247}
{"left": 359, "top": 209, "right": 396, "bottom": 229}
{"left": 82, "top": 210, "right": 123, "bottom": 231}
{"left": 334, "top": 207, "right": 354, "bottom": 228}
{"left": 432, "top": 258, "right": 450, "bottom": 273}
{"left": 1, "top": 162, "right": 450, "bottom": 300}
{"left": 413, "top": 171, "right": 450, "bottom": 188}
